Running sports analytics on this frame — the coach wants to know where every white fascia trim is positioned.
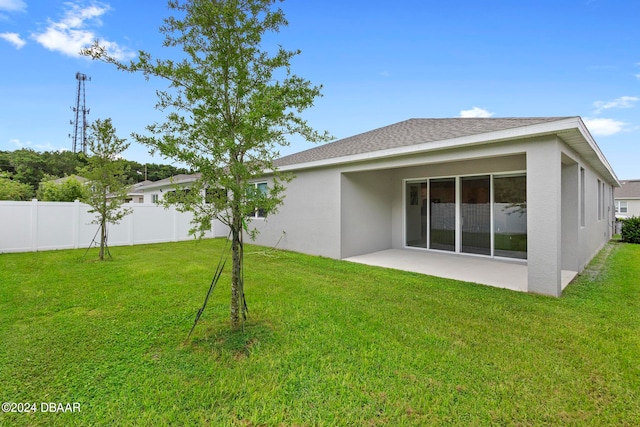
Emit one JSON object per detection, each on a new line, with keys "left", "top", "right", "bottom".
{"left": 274, "top": 118, "right": 584, "bottom": 173}
{"left": 136, "top": 178, "right": 198, "bottom": 192}
{"left": 571, "top": 117, "right": 620, "bottom": 186}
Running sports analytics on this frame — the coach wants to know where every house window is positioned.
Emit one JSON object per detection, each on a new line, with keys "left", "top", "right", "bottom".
{"left": 602, "top": 182, "right": 606, "bottom": 220}
{"left": 205, "top": 188, "right": 228, "bottom": 205}
{"left": 597, "top": 179, "right": 602, "bottom": 220}
{"left": 152, "top": 194, "right": 159, "bottom": 203}
{"left": 247, "top": 182, "right": 268, "bottom": 219}
{"left": 580, "top": 167, "right": 585, "bottom": 227}
{"left": 615, "top": 201, "right": 628, "bottom": 214}
{"left": 165, "top": 189, "right": 191, "bottom": 204}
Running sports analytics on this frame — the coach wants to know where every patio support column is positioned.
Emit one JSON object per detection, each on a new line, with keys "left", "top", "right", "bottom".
{"left": 526, "top": 137, "right": 562, "bottom": 296}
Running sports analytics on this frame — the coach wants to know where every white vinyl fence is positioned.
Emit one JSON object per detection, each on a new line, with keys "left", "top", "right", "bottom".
{"left": 0, "top": 200, "right": 229, "bottom": 253}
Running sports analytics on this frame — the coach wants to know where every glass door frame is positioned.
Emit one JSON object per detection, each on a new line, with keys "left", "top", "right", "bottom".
{"left": 403, "top": 170, "right": 527, "bottom": 260}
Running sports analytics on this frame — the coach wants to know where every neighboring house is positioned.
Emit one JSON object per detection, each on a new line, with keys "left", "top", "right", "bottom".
{"left": 125, "top": 180, "right": 152, "bottom": 203}
{"left": 250, "top": 117, "right": 619, "bottom": 297}
{"left": 133, "top": 174, "right": 201, "bottom": 203}
{"left": 614, "top": 180, "right": 640, "bottom": 219}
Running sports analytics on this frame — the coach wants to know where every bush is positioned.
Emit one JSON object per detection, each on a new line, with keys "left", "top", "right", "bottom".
{"left": 0, "top": 172, "right": 33, "bottom": 200}
{"left": 621, "top": 216, "right": 640, "bottom": 244}
{"left": 36, "top": 175, "right": 89, "bottom": 202}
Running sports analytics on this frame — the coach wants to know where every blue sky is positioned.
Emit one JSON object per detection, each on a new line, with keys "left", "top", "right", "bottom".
{"left": 1, "top": 0, "right": 639, "bottom": 179}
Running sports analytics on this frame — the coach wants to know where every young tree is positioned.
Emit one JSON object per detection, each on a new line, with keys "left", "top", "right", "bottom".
{"left": 79, "top": 119, "right": 132, "bottom": 260}
{"left": 84, "top": 0, "right": 329, "bottom": 330}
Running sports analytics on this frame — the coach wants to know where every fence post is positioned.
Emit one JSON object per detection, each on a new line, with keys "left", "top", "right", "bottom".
{"left": 128, "top": 205, "right": 135, "bottom": 246}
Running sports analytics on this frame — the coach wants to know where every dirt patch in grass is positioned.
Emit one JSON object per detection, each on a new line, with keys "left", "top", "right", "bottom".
{"left": 186, "top": 320, "right": 274, "bottom": 359}
{"left": 580, "top": 240, "right": 619, "bottom": 280}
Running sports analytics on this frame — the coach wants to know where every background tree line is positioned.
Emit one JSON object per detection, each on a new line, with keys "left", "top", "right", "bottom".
{"left": 0, "top": 148, "right": 190, "bottom": 200}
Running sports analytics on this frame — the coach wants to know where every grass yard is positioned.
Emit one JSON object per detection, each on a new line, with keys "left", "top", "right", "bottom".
{"left": 0, "top": 239, "right": 638, "bottom": 426}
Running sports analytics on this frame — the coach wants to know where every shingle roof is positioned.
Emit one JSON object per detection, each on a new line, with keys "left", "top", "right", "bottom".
{"left": 615, "top": 180, "right": 640, "bottom": 198}
{"left": 274, "top": 117, "right": 575, "bottom": 167}
{"left": 134, "top": 173, "right": 200, "bottom": 191}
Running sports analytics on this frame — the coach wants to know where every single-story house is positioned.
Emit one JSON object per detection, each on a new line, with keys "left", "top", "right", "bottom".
{"left": 131, "top": 174, "right": 201, "bottom": 204}
{"left": 250, "top": 117, "right": 619, "bottom": 297}
{"left": 125, "top": 180, "right": 152, "bottom": 203}
{"left": 614, "top": 180, "right": 640, "bottom": 219}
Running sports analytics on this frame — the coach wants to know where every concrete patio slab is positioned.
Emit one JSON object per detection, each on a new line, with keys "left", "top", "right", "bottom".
{"left": 345, "top": 249, "right": 577, "bottom": 293}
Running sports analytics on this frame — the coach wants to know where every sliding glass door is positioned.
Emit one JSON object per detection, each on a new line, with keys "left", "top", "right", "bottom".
{"left": 405, "top": 181, "right": 427, "bottom": 248}
{"left": 493, "top": 175, "right": 527, "bottom": 259}
{"left": 405, "top": 173, "right": 526, "bottom": 259}
{"left": 429, "top": 178, "right": 456, "bottom": 251}
{"left": 461, "top": 176, "right": 491, "bottom": 255}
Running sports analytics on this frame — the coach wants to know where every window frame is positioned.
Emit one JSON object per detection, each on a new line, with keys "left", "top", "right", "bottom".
{"left": 403, "top": 171, "right": 527, "bottom": 260}
{"left": 247, "top": 181, "right": 268, "bottom": 219}
{"left": 580, "top": 167, "right": 585, "bottom": 227}
{"left": 597, "top": 179, "right": 603, "bottom": 221}
{"left": 615, "top": 200, "right": 628, "bottom": 214}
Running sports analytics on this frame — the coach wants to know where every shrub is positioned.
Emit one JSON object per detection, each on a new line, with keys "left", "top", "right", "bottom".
{"left": 0, "top": 172, "right": 33, "bottom": 200}
{"left": 37, "top": 175, "right": 89, "bottom": 202}
{"left": 621, "top": 216, "right": 640, "bottom": 244}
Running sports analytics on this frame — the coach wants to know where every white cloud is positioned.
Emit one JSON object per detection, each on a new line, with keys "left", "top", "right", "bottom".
{"left": 636, "top": 73, "right": 640, "bottom": 80}
{"left": 583, "top": 118, "right": 626, "bottom": 136}
{"left": 31, "top": 2, "right": 134, "bottom": 60}
{"left": 593, "top": 96, "right": 639, "bottom": 114}
{"left": 0, "top": 32, "right": 25, "bottom": 48}
{"left": 9, "top": 138, "right": 66, "bottom": 151}
{"left": 459, "top": 107, "right": 494, "bottom": 118}
{"left": 34, "top": 142, "right": 65, "bottom": 151}
{"left": 0, "top": 0, "right": 26, "bottom": 12}
{"left": 378, "top": 70, "right": 390, "bottom": 78}
{"left": 97, "top": 39, "right": 133, "bottom": 61}
{"left": 9, "top": 138, "right": 27, "bottom": 148}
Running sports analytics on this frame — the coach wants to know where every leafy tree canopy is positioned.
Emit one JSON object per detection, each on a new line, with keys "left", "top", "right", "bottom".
{"left": 0, "top": 171, "right": 33, "bottom": 201}
{"left": 83, "top": 0, "right": 331, "bottom": 330}
{"left": 0, "top": 149, "right": 190, "bottom": 199}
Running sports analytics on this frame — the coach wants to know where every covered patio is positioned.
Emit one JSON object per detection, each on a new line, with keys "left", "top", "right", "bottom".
{"left": 345, "top": 249, "right": 577, "bottom": 293}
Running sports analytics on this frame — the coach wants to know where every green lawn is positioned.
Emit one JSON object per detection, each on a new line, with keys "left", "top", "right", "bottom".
{"left": 1, "top": 239, "right": 638, "bottom": 426}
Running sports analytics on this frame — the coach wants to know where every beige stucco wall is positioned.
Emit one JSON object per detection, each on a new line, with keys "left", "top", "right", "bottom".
{"left": 340, "top": 170, "right": 393, "bottom": 258}
{"left": 617, "top": 198, "right": 640, "bottom": 218}
{"left": 249, "top": 167, "right": 342, "bottom": 258}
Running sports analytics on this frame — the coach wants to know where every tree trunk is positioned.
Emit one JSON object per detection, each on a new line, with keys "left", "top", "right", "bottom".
{"left": 230, "top": 225, "right": 241, "bottom": 329}
{"left": 230, "top": 195, "right": 243, "bottom": 329}
{"left": 99, "top": 218, "right": 106, "bottom": 261}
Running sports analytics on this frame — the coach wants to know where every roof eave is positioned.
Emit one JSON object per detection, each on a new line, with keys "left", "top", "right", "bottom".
{"left": 572, "top": 117, "right": 620, "bottom": 187}
{"left": 134, "top": 175, "right": 200, "bottom": 191}
{"left": 273, "top": 117, "right": 619, "bottom": 186}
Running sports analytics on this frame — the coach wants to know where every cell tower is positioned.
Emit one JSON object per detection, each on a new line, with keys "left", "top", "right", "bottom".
{"left": 70, "top": 72, "right": 91, "bottom": 154}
